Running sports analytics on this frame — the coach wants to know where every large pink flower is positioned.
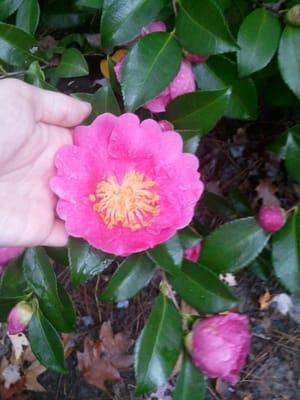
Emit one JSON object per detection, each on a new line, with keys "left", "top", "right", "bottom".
{"left": 115, "top": 59, "right": 196, "bottom": 113}
{"left": 192, "top": 313, "right": 251, "bottom": 384}
{"left": 0, "top": 247, "right": 24, "bottom": 272}
{"left": 51, "top": 113, "right": 203, "bottom": 256}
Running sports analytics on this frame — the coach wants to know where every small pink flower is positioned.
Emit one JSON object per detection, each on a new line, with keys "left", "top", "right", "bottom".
{"left": 114, "top": 58, "right": 196, "bottom": 112}
{"left": 0, "top": 247, "right": 24, "bottom": 272}
{"left": 192, "top": 313, "right": 251, "bottom": 385}
{"left": 141, "top": 21, "right": 167, "bottom": 36}
{"left": 185, "top": 53, "right": 209, "bottom": 64}
{"left": 51, "top": 113, "right": 204, "bottom": 256}
{"left": 258, "top": 206, "right": 286, "bottom": 233}
{"left": 184, "top": 243, "right": 201, "bottom": 262}
{"left": 145, "top": 60, "right": 196, "bottom": 113}
{"left": 8, "top": 302, "right": 33, "bottom": 335}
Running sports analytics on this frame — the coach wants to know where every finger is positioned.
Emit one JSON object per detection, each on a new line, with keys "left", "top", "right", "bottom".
{"left": 32, "top": 86, "right": 91, "bottom": 127}
{"left": 41, "top": 220, "right": 69, "bottom": 247}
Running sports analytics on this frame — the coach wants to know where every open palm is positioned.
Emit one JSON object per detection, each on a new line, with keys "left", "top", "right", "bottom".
{"left": 0, "top": 79, "right": 91, "bottom": 247}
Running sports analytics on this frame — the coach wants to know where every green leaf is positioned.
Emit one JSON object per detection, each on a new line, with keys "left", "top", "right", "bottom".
{"left": 73, "top": 83, "right": 120, "bottom": 124}
{"left": 0, "top": 0, "right": 23, "bottom": 21}
{"left": 68, "top": 238, "right": 114, "bottom": 286}
{"left": 164, "top": 89, "right": 230, "bottom": 138}
{"left": 285, "top": 126, "right": 300, "bottom": 182}
{"left": 147, "top": 234, "right": 183, "bottom": 275}
{"left": 16, "top": 0, "right": 40, "bottom": 35}
{"left": 107, "top": 56, "right": 121, "bottom": 95}
{"left": 249, "top": 249, "right": 272, "bottom": 281}
{"left": 237, "top": 8, "right": 281, "bottom": 77}
{"left": 278, "top": 26, "right": 300, "bottom": 99}
{"left": 0, "top": 299, "right": 21, "bottom": 322}
{"left": 0, "top": 23, "right": 44, "bottom": 67}
{"left": 169, "top": 260, "right": 238, "bottom": 313}
{"left": 75, "top": 0, "right": 103, "bottom": 9}
{"left": 51, "top": 48, "right": 89, "bottom": 78}
{"left": 0, "top": 258, "right": 28, "bottom": 299}
{"left": 101, "top": 254, "right": 156, "bottom": 302}
{"left": 201, "top": 217, "right": 270, "bottom": 273}
{"left": 23, "top": 248, "right": 74, "bottom": 332}
{"left": 173, "top": 353, "right": 206, "bottom": 400}
{"left": 272, "top": 208, "right": 300, "bottom": 295}
{"left": 101, "top": 0, "right": 167, "bottom": 48}
{"left": 176, "top": 0, "right": 238, "bottom": 55}
{"left": 28, "top": 310, "right": 66, "bottom": 373}
{"left": 135, "top": 293, "right": 182, "bottom": 395}
{"left": 121, "top": 32, "right": 181, "bottom": 111}
{"left": 44, "top": 246, "right": 69, "bottom": 265}
{"left": 228, "top": 186, "right": 253, "bottom": 217}
{"left": 202, "top": 191, "right": 236, "bottom": 217}
{"left": 25, "top": 61, "right": 55, "bottom": 90}
{"left": 194, "top": 55, "right": 258, "bottom": 120}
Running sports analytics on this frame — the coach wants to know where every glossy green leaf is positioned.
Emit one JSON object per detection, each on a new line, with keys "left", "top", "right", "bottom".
{"left": 44, "top": 246, "right": 69, "bottom": 265}
{"left": 201, "top": 217, "right": 270, "bottom": 273}
{"left": 75, "top": 0, "right": 103, "bottom": 9}
{"left": 23, "top": 248, "right": 74, "bottom": 332}
{"left": 16, "top": 0, "right": 40, "bottom": 35}
{"left": 0, "top": 258, "right": 28, "bottom": 299}
{"left": 135, "top": 293, "right": 182, "bottom": 395}
{"left": 68, "top": 238, "right": 114, "bottom": 286}
{"left": 194, "top": 55, "right": 258, "bottom": 120}
{"left": 51, "top": 48, "right": 89, "bottom": 78}
{"left": 0, "top": 23, "right": 44, "bottom": 67}
{"left": 202, "top": 191, "right": 236, "bottom": 217}
{"left": 28, "top": 311, "right": 66, "bottom": 373}
{"left": 169, "top": 260, "right": 238, "bottom": 313}
{"left": 173, "top": 353, "right": 206, "bottom": 400}
{"left": 165, "top": 89, "right": 230, "bottom": 138}
{"left": 147, "top": 234, "right": 183, "bottom": 275}
{"left": 121, "top": 32, "right": 181, "bottom": 111}
{"left": 42, "top": 1, "right": 89, "bottom": 29}
{"left": 0, "top": 0, "right": 23, "bottom": 21}
{"left": 101, "top": 254, "right": 156, "bottom": 302}
{"left": 74, "top": 84, "right": 120, "bottom": 124}
{"left": 237, "top": 8, "right": 281, "bottom": 77}
{"left": 25, "top": 61, "right": 55, "bottom": 90}
{"left": 107, "top": 56, "right": 121, "bottom": 95}
{"left": 272, "top": 208, "right": 300, "bottom": 295}
{"left": 101, "top": 0, "right": 167, "bottom": 48}
{"left": 249, "top": 249, "right": 272, "bottom": 281}
{"left": 176, "top": 0, "right": 237, "bottom": 55}
{"left": 229, "top": 186, "right": 253, "bottom": 217}
{"left": 278, "top": 26, "right": 300, "bottom": 99}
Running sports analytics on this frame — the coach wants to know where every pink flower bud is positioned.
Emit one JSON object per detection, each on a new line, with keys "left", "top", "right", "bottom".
{"left": 286, "top": 5, "right": 300, "bottom": 26}
{"left": 158, "top": 120, "right": 174, "bottom": 131}
{"left": 185, "top": 53, "right": 209, "bottom": 64}
{"left": 184, "top": 243, "right": 202, "bottom": 262}
{"left": 258, "top": 206, "right": 286, "bottom": 233}
{"left": 191, "top": 313, "right": 251, "bottom": 384}
{"left": 0, "top": 247, "right": 24, "bottom": 272}
{"left": 141, "top": 21, "right": 167, "bottom": 36}
{"left": 8, "top": 302, "right": 33, "bottom": 335}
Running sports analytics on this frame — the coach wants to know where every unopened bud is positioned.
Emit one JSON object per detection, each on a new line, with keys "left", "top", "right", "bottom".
{"left": 8, "top": 302, "right": 33, "bottom": 335}
{"left": 258, "top": 206, "right": 286, "bottom": 233}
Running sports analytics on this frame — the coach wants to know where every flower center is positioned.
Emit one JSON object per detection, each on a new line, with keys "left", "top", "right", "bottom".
{"left": 89, "top": 171, "right": 160, "bottom": 231}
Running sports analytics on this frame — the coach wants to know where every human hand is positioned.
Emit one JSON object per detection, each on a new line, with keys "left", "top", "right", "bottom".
{"left": 0, "top": 79, "right": 91, "bottom": 247}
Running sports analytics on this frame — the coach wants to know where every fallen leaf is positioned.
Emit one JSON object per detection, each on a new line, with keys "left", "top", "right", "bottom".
{"left": 255, "top": 180, "right": 280, "bottom": 207}
{"left": 62, "top": 333, "right": 76, "bottom": 359}
{"left": 24, "top": 361, "right": 46, "bottom": 392}
{"left": 258, "top": 289, "right": 272, "bottom": 310}
{"left": 77, "top": 322, "right": 133, "bottom": 391}
{"left": 271, "top": 293, "right": 293, "bottom": 315}
{"left": 8, "top": 333, "right": 29, "bottom": 362}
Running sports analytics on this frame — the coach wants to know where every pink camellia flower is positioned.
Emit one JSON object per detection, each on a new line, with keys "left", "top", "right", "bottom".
{"left": 141, "top": 20, "right": 167, "bottom": 36}
{"left": 115, "top": 58, "right": 196, "bottom": 113}
{"left": 191, "top": 313, "right": 251, "bottom": 385}
{"left": 51, "top": 113, "right": 203, "bottom": 256}
{"left": 258, "top": 206, "right": 286, "bottom": 233}
{"left": 7, "top": 301, "right": 33, "bottom": 335}
{"left": 184, "top": 242, "right": 202, "bottom": 262}
{"left": 0, "top": 247, "right": 24, "bottom": 272}
{"left": 185, "top": 53, "right": 209, "bottom": 64}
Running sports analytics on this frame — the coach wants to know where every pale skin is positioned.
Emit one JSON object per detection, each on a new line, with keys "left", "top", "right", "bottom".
{"left": 0, "top": 79, "right": 91, "bottom": 247}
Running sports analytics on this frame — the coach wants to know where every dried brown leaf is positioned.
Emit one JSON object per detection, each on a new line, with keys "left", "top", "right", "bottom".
{"left": 24, "top": 360, "right": 46, "bottom": 392}
{"left": 258, "top": 289, "right": 272, "bottom": 310}
{"left": 255, "top": 180, "right": 280, "bottom": 207}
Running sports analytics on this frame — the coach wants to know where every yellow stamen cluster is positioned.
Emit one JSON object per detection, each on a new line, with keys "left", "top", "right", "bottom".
{"left": 89, "top": 171, "right": 160, "bottom": 231}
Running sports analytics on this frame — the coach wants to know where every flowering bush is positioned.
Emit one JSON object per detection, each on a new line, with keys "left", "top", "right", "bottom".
{"left": 1, "top": 0, "right": 300, "bottom": 398}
